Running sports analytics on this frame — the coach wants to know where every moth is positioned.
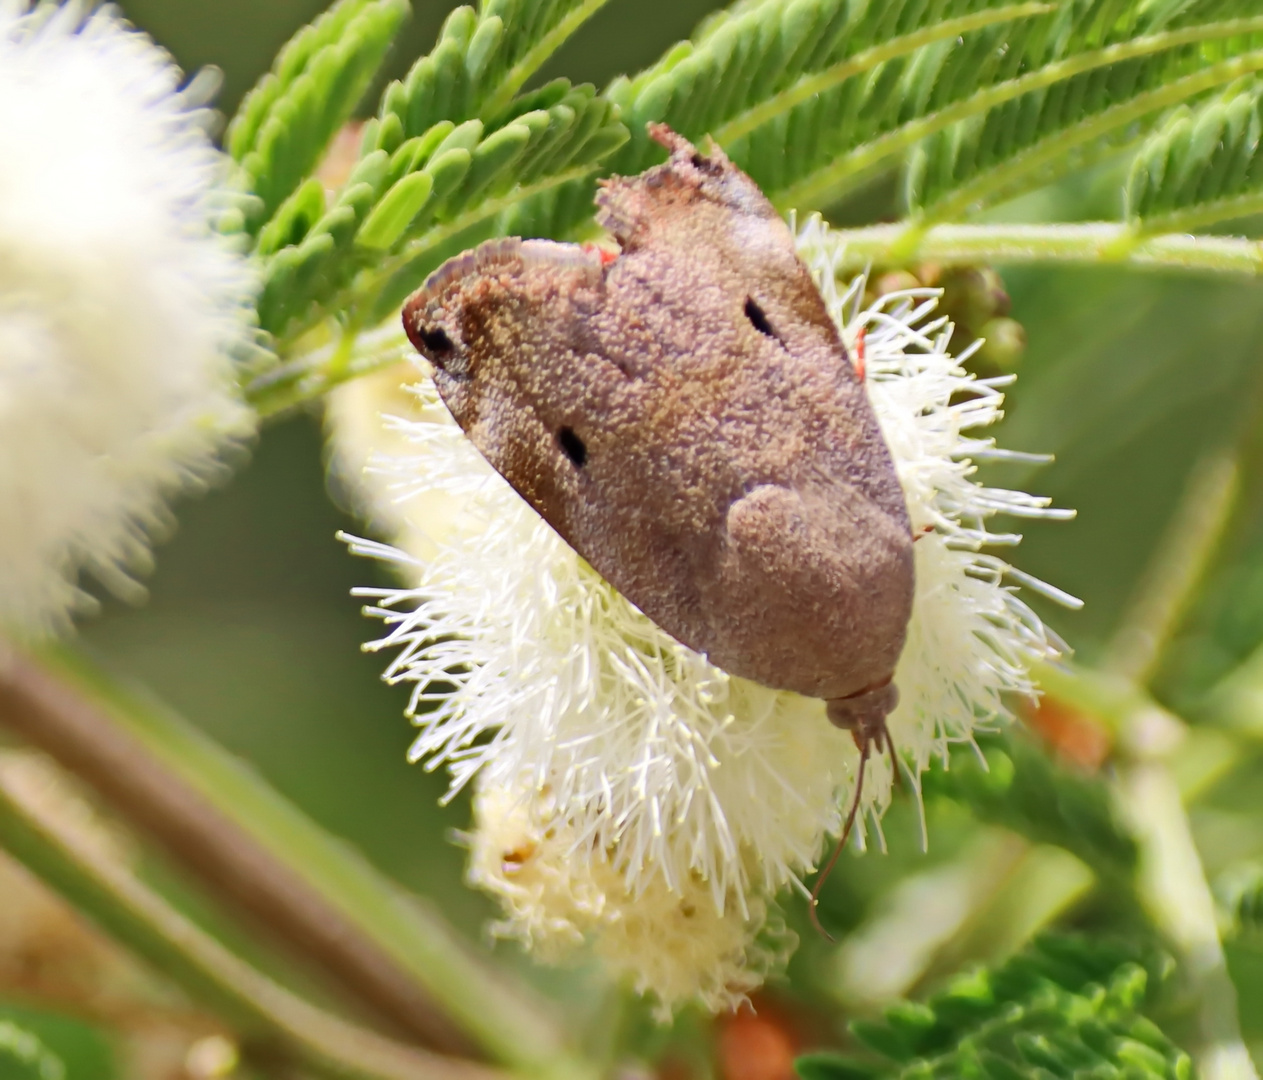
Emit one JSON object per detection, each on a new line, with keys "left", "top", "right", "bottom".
{"left": 403, "top": 125, "right": 915, "bottom": 926}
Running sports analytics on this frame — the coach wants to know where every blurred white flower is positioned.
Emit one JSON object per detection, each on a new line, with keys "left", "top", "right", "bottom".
{"left": 339, "top": 216, "right": 1076, "bottom": 1013}
{"left": 0, "top": 1, "right": 259, "bottom": 634}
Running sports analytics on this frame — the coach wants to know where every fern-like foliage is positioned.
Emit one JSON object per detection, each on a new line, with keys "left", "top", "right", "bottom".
{"left": 508, "top": 0, "right": 1057, "bottom": 239}
{"left": 0, "top": 1019, "right": 64, "bottom": 1080}
{"left": 797, "top": 935, "right": 1188, "bottom": 1080}
{"left": 512, "top": 0, "right": 1263, "bottom": 243}
{"left": 1126, "top": 79, "right": 1263, "bottom": 233}
{"left": 240, "top": 0, "right": 627, "bottom": 348}
{"left": 607, "top": 0, "right": 1053, "bottom": 176}
{"left": 904, "top": 2, "right": 1263, "bottom": 226}
{"left": 922, "top": 731, "right": 1139, "bottom": 893}
{"left": 375, "top": 0, "right": 613, "bottom": 137}
{"left": 226, "top": 0, "right": 409, "bottom": 231}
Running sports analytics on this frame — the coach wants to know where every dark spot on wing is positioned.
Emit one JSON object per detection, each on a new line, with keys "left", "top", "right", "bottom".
{"left": 744, "top": 297, "right": 780, "bottom": 342}
{"left": 419, "top": 326, "right": 454, "bottom": 354}
{"left": 558, "top": 426, "right": 588, "bottom": 468}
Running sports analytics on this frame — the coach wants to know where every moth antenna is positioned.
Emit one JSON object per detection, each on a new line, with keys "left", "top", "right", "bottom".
{"left": 809, "top": 736, "right": 872, "bottom": 941}
{"left": 886, "top": 723, "right": 904, "bottom": 792}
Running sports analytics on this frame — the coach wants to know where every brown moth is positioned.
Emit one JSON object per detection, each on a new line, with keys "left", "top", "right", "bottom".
{"left": 402, "top": 125, "right": 915, "bottom": 925}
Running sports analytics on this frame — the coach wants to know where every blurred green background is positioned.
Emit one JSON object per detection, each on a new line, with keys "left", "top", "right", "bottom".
{"left": 28, "top": 0, "right": 1263, "bottom": 1068}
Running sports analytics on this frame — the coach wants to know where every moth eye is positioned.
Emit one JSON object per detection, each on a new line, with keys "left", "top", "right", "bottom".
{"left": 744, "top": 297, "right": 778, "bottom": 340}
{"left": 557, "top": 426, "right": 588, "bottom": 468}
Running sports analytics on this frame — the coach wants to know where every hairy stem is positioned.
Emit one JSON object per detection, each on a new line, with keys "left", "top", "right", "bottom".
{"left": 0, "top": 749, "right": 506, "bottom": 1080}
{"left": 816, "top": 222, "right": 1263, "bottom": 274}
{"left": 0, "top": 645, "right": 581, "bottom": 1076}
{"left": 1120, "top": 755, "right": 1258, "bottom": 1080}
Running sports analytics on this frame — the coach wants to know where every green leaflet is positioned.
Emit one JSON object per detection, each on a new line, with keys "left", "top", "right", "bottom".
{"left": 370, "top": 0, "right": 615, "bottom": 147}
{"left": 226, "top": 0, "right": 409, "bottom": 231}
{"left": 247, "top": 0, "right": 627, "bottom": 347}
{"left": 255, "top": 178, "right": 327, "bottom": 258}
{"left": 1127, "top": 81, "right": 1263, "bottom": 232}
{"left": 797, "top": 936, "right": 1188, "bottom": 1080}
{"left": 356, "top": 172, "right": 436, "bottom": 250}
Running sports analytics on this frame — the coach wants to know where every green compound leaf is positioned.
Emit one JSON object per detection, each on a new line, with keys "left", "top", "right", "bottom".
{"left": 798, "top": 935, "right": 1189, "bottom": 1080}
{"left": 372, "top": 0, "right": 614, "bottom": 145}
{"left": 0, "top": 1020, "right": 65, "bottom": 1080}
{"left": 921, "top": 730, "right": 1139, "bottom": 893}
{"left": 762, "top": 2, "right": 1263, "bottom": 215}
{"left": 1126, "top": 80, "right": 1263, "bottom": 234}
{"left": 227, "top": 0, "right": 409, "bottom": 231}
{"left": 513, "top": 0, "right": 1057, "bottom": 241}
{"left": 248, "top": 0, "right": 627, "bottom": 347}
{"left": 902, "top": 6, "right": 1263, "bottom": 228}
{"left": 256, "top": 84, "right": 625, "bottom": 341}
{"left": 257, "top": 148, "right": 389, "bottom": 336}
{"left": 517, "top": 0, "right": 1263, "bottom": 239}
{"left": 610, "top": 0, "right": 1056, "bottom": 177}
{"left": 359, "top": 93, "right": 627, "bottom": 327}
{"left": 541, "top": 0, "right": 1263, "bottom": 224}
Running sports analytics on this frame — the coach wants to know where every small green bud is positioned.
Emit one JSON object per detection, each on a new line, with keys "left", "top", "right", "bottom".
{"left": 977, "top": 317, "right": 1027, "bottom": 369}
{"left": 874, "top": 270, "right": 921, "bottom": 297}
{"left": 939, "top": 266, "right": 1010, "bottom": 333}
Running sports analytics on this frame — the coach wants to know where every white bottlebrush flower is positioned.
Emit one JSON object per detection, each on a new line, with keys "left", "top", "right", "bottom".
{"left": 339, "top": 215, "right": 1076, "bottom": 1013}
{"left": 467, "top": 779, "right": 795, "bottom": 1018}
{"left": 0, "top": 1, "right": 258, "bottom": 635}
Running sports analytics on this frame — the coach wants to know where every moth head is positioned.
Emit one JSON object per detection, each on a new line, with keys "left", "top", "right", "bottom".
{"left": 402, "top": 302, "right": 471, "bottom": 381}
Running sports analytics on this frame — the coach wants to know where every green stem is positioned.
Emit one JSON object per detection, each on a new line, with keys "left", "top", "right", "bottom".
{"left": 0, "top": 646, "right": 584, "bottom": 1078}
{"left": 1134, "top": 192, "right": 1263, "bottom": 239}
{"left": 814, "top": 222, "right": 1263, "bottom": 274}
{"left": 710, "top": 2, "right": 1055, "bottom": 146}
{"left": 252, "top": 327, "right": 411, "bottom": 420}
{"left": 0, "top": 750, "right": 506, "bottom": 1080}
{"left": 1103, "top": 450, "right": 1240, "bottom": 686}
{"left": 775, "top": 24, "right": 1263, "bottom": 211}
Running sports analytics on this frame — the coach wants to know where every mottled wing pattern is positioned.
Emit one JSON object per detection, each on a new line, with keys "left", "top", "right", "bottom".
{"left": 402, "top": 128, "right": 914, "bottom": 704}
